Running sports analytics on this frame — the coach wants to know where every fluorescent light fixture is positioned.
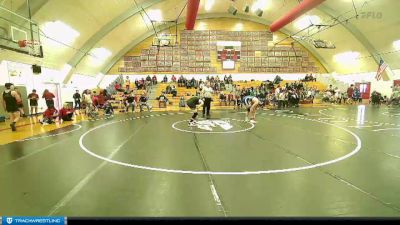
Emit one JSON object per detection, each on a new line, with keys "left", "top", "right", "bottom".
{"left": 42, "top": 21, "right": 79, "bottom": 45}
{"left": 89, "top": 47, "right": 112, "bottom": 66}
{"left": 205, "top": 0, "right": 215, "bottom": 11}
{"left": 334, "top": 51, "right": 360, "bottom": 65}
{"left": 251, "top": 0, "right": 270, "bottom": 12}
{"left": 393, "top": 40, "right": 400, "bottom": 50}
{"left": 294, "top": 15, "right": 321, "bottom": 30}
{"left": 197, "top": 22, "right": 207, "bottom": 30}
{"left": 234, "top": 23, "right": 243, "bottom": 31}
{"left": 147, "top": 9, "right": 162, "bottom": 22}
{"left": 357, "top": 105, "right": 365, "bottom": 125}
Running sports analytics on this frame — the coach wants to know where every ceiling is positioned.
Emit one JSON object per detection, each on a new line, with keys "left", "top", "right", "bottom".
{"left": 0, "top": 0, "right": 399, "bottom": 77}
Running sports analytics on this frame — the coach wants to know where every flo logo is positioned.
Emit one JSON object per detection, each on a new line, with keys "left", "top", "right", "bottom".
{"left": 194, "top": 120, "right": 233, "bottom": 131}
{"left": 6, "top": 217, "right": 13, "bottom": 224}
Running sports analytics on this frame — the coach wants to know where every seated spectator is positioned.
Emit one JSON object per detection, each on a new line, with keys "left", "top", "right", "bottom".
{"left": 139, "top": 91, "right": 152, "bottom": 112}
{"left": 104, "top": 101, "right": 114, "bottom": 117}
{"left": 171, "top": 85, "right": 177, "bottom": 97}
{"left": 114, "top": 82, "right": 123, "bottom": 92}
{"left": 163, "top": 75, "right": 168, "bottom": 83}
{"left": 125, "top": 93, "right": 136, "bottom": 113}
{"left": 219, "top": 92, "right": 227, "bottom": 105}
{"left": 158, "top": 92, "right": 168, "bottom": 108}
{"left": 171, "top": 75, "right": 177, "bottom": 83}
{"left": 179, "top": 95, "right": 186, "bottom": 108}
{"left": 58, "top": 103, "right": 74, "bottom": 122}
{"left": 40, "top": 106, "right": 58, "bottom": 125}
{"left": 166, "top": 85, "right": 172, "bottom": 94}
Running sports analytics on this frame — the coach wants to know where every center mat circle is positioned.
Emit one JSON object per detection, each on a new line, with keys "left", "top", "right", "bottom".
{"left": 79, "top": 113, "right": 362, "bottom": 175}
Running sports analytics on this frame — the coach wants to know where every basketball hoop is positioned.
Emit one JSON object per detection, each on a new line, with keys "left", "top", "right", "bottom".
{"left": 18, "top": 40, "right": 41, "bottom": 48}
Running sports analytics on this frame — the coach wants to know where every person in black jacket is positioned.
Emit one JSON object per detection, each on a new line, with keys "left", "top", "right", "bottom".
{"left": 73, "top": 90, "right": 81, "bottom": 109}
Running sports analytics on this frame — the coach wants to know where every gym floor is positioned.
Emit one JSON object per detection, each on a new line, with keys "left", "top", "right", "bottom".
{"left": 1, "top": 105, "right": 400, "bottom": 217}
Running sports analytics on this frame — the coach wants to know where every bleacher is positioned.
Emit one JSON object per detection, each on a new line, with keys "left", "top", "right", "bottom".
{"left": 105, "top": 79, "right": 327, "bottom": 112}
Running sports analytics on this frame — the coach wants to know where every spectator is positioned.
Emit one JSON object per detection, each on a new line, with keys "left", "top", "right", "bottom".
{"left": 171, "top": 75, "right": 177, "bottom": 83}
{"left": 346, "top": 84, "right": 354, "bottom": 104}
{"left": 139, "top": 91, "right": 152, "bottom": 112}
{"left": 152, "top": 75, "right": 157, "bottom": 85}
{"left": 42, "top": 89, "right": 55, "bottom": 108}
{"left": 171, "top": 85, "right": 177, "bottom": 97}
{"left": 28, "top": 89, "right": 39, "bottom": 116}
{"left": 125, "top": 93, "right": 136, "bottom": 113}
{"left": 114, "top": 82, "right": 123, "bottom": 92}
{"left": 58, "top": 103, "right": 74, "bottom": 122}
{"left": 124, "top": 76, "right": 131, "bottom": 92}
{"left": 82, "top": 90, "right": 93, "bottom": 114}
{"left": 40, "top": 106, "right": 58, "bottom": 125}
{"left": 73, "top": 90, "right": 81, "bottom": 109}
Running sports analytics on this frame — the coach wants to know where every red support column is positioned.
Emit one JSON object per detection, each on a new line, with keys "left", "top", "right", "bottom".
{"left": 269, "top": 0, "right": 326, "bottom": 32}
{"left": 185, "top": 0, "right": 200, "bottom": 30}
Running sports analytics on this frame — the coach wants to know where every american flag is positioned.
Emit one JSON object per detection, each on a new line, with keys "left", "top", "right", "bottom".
{"left": 375, "top": 58, "right": 388, "bottom": 81}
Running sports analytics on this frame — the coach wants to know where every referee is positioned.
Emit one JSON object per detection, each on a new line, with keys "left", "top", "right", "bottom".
{"left": 202, "top": 82, "right": 213, "bottom": 119}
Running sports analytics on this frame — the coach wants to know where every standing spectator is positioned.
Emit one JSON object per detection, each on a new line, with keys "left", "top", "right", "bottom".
{"left": 2, "top": 83, "right": 21, "bottom": 131}
{"left": 346, "top": 84, "right": 354, "bottom": 104}
{"left": 82, "top": 90, "right": 93, "bottom": 115}
{"left": 152, "top": 75, "right": 157, "bottom": 85}
{"left": 42, "top": 89, "right": 55, "bottom": 108}
{"left": 353, "top": 87, "right": 361, "bottom": 104}
{"left": 73, "top": 90, "right": 81, "bottom": 109}
{"left": 124, "top": 76, "right": 131, "bottom": 92}
{"left": 28, "top": 89, "right": 39, "bottom": 116}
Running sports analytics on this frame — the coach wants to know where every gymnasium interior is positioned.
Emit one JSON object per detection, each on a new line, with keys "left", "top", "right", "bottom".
{"left": 1, "top": 0, "right": 400, "bottom": 219}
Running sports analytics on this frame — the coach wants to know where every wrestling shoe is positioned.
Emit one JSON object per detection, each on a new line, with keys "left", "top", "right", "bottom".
{"left": 188, "top": 121, "right": 197, "bottom": 126}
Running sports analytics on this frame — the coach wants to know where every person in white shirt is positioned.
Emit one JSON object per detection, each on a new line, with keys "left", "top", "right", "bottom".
{"left": 202, "top": 82, "right": 213, "bottom": 119}
{"left": 82, "top": 90, "right": 93, "bottom": 115}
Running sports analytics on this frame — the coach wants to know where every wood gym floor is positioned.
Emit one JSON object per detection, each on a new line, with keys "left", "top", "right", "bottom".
{"left": 1, "top": 105, "right": 400, "bottom": 217}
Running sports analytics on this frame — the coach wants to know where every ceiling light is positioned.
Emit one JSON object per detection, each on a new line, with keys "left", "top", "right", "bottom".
{"left": 294, "top": 15, "right": 321, "bottom": 30}
{"left": 89, "top": 48, "right": 112, "bottom": 66}
{"left": 147, "top": 9, "right": 162, "bottom": 22}
{"left": 41, "top": 21, "right": 79, "bottom": 45}
{"left": 205, "top": 0, "right": 215, "bottom": 11}
{"left": 251, "top": 0, "right": 270, "bottom": 12}
{"left": 393, "top": 40, "right": 400, "bottom": 50}
{"left": 334, "top": 51, "right": 360, "bottom": 65}
{"left": 234, "top": 23, "right": 243, "bottom": 31}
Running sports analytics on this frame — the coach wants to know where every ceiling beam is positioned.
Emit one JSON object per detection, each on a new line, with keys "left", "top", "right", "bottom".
{"left": 101, "top": 12, "right": 333, "bottom": 74}
{"left": 318, "top": 4, "right": 380, "bottom": 66}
